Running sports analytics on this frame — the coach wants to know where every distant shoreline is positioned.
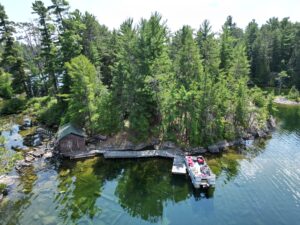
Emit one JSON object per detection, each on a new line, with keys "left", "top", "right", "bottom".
{"left": 274, "top": 96, "right": 300, "bottom": 106}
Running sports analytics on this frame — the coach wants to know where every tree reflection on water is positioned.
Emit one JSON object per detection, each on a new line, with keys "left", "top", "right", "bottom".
{"left": 0, "top": 153, "right": 251, "bottom": 224}
{"left": 115, "top": 158, "right": 213, "bottom": 223}
{"left": 54, "top": 157, "right": 122, "bottom": 224}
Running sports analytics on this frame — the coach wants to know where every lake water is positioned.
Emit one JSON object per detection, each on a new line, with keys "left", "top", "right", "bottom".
{"left": 0, "top": 105, "right": 300, "bottom": 225}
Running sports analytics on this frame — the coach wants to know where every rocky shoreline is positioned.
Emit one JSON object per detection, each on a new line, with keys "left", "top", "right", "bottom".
{"left": 0, "top": 119, "right": 56, "bottom": 202}
{"left": 86, "top": 116, "right": 276, "bottom": 155}
{"left": 0, "top": 115, "right": 276, "bottom": 201}
{"left": 274, "top": 96, "right": 300, "bottom": 105}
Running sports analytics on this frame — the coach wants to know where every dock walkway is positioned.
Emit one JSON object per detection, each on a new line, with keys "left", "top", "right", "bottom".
{"left": 103, "top": 149, "right": 179, "bottom": 159}
{"left": 64, "top": 149, "right": 187, "bottom": 174}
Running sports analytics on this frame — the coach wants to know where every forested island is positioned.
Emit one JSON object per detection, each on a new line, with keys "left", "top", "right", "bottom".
{"left": 1, "top": 1, "right": 300, "bottom": 224}
{"left": 0, "top": 0, "right": 299, "bottom": 150}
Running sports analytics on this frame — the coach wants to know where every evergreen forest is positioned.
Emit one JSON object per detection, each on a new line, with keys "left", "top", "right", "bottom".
{"left": 1, "top": 0, "right": 299, "bottom": 147}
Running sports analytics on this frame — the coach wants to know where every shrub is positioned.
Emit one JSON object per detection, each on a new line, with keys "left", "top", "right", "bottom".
{"left": 0, "top": 137, "right": 23, "bottom": 175}
{"left": 0, "top": 97, "right": 27, "bottom": 115}
{"left": 0, "top": 70, "right": 13, "bottom": 99}
{"left": 250, "top": 86, "right": 267, "bottom": 108}
{"left": 129, "top": 111, "right": 150, "bottom": 142}
{"left": 38, "top": 98, "right": 65, "bottom": 127}
{"left": 93, "top": 92, "right": 121, "bottom": 135}
{"left": 23, "top": 96, "right": 65, "bottom": 127}
{"left": 288, "top": 86, "right": 300, "bottom": 101}
{"left": 0, "top": 183, "right": 7, "bottom": 194}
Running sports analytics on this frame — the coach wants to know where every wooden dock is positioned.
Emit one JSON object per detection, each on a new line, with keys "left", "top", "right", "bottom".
{"left": 65, "top": 149, "right": 186, "bottom": 175}
{"left": 66, "top": 150, "right": 105, "bottom": 159}
{"left": 103, "top": 149, "right": 178, "bottom": 159}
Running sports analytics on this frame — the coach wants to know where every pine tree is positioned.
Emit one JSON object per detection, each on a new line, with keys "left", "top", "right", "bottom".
{"left": 252, "top": 34, "right": 271, "bottom": 86}
{"left": 64, "top": 55, "right": 100, "bottom": 133}
{"left": 15, "top": 21, "right": 47, "bottom": 96}
{"left": 58, "top": 10, "right": 85, "bottom": 93}
{"left": 162, "top": 25, "right": 204, "bottom": 145}
{"left": 111, "top": 19, "right": 138, "bottom": 125}
{"left": 229, "top": 44, "right": 250, "bottom": 79}
{"left": 220, "top": 24, "right": 235, "bottom": 72}
{"left": 32, "top": 0, "right": 59, "bottom": 94}
{"left": 0, "top": 4, "right": 29, "bottom": 95}
{"left": 48, "top": 0, "right": 69, "bottom": 30}
{"left": 196, "top": 21, "right": 220, "bottom": 143}
{"left": 223, "top": 16, "right": 243, "bottom": 39}
{"left": 81, "top": 12, "right": 101, "bottom": 67}
{"left": 173, "top": 26, "right": 203, "bottom": 88}
{"left": 80, "top": 12, "right": 114, "bottom": 86}
{"left": 289, "top": 24, "right": 300, "bottom": 89}
{"left": 127, "top": 12, "right": 171, "bottom": 139}
{"left": 196, "top": 20, "right": 220, "bottom": 77}
{"left": 0, "top": 4, "right": 17, "bottom": 71}
{"left": 245, "top": 20, "right": 259, "bottom": 80}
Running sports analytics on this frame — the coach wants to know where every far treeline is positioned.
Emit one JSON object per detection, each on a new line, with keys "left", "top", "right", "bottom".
{"left": 0, "top": 0, "right": 298, "bottom": 146}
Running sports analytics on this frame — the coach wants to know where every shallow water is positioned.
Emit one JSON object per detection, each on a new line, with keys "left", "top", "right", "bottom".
{"left": 0, "top": 115, "right": 28, "bottom": 150}
{"left": 0, "top": 105, "right": 300, "bottom": 225}
{"left": 1, "top": 125, "right": 24, "bottom": 150}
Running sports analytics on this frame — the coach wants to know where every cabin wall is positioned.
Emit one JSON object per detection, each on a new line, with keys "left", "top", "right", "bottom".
{"left": 58, "top": 134, "right": 86, "bottom": 154}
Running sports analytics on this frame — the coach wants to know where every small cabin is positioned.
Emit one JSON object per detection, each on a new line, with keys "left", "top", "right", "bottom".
{"left": 56, "top": 123, "right": 86, "bottom": 156}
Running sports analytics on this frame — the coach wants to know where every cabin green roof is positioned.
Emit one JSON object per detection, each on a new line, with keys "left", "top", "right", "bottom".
{"left": 57, "top": 123, "right": 85, "bottom": 141}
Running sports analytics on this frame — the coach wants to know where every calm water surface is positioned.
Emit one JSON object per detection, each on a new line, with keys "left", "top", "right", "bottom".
{"left": 0, "top": 105, "right": 300, "bottom": 225}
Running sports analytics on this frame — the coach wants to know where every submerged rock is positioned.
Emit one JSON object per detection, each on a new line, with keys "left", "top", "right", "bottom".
{"left": 42, "top": 215, "right": 56, "bottom": 225}
{"left": 33, "top": 137, "right": 42, "bottom": 147}
{"left": 0, "top": 175, "right": 18, "bottom": 186}
{"left": 15, "top": 160, "right": 31, "bottom": 171}
{"left": 33, "top": 214, "right": 40, "bottom": 220}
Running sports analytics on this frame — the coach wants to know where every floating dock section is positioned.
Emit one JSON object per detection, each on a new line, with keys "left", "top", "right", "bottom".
{"left": 171, "top": 156, "right": 187, "bottom": 174}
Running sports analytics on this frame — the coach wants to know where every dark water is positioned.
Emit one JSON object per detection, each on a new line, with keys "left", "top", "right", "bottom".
{"left": 0, "top": 105, "right": 300, "bottom": 225}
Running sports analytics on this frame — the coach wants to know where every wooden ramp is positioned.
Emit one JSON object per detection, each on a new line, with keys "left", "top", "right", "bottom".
{"left": 172, "top": 156, "right": 187, "bottom": 174}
